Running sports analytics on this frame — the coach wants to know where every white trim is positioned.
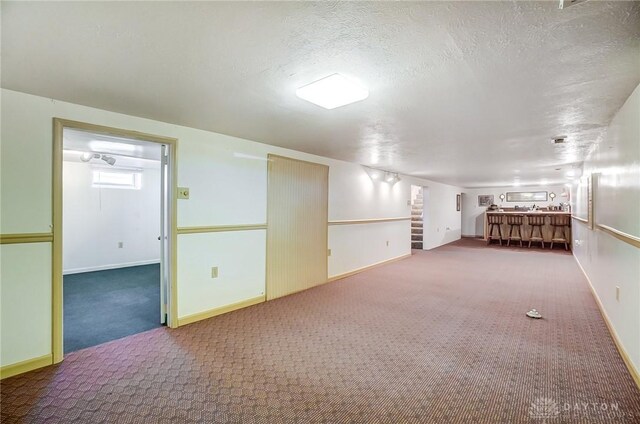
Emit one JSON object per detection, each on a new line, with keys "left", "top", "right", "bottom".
{"left": 63, "top": 259, "right": 160, "bottom": 275}
{"left": 573, "top": 253, "right": 640, "bottom": 388}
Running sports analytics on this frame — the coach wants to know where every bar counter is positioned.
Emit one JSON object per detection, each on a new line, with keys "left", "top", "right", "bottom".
{"left": 483, "top": 210, "right": 571, "bottom": 246}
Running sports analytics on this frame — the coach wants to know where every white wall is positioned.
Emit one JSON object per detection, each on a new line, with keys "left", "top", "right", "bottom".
{"left": 62, "top": 160, "right": 161, "bottom": 274}
{"left": 461, "top": 185, "right": 566, "bottom": 237}
{"left": 0, "top": 89, "right": 462, "bottom": 367}
{"left": 419, "top": 181, "right": 462, "bottom": 249}
{"left": 572, "top": 84, "right": 640, "bottom": 376}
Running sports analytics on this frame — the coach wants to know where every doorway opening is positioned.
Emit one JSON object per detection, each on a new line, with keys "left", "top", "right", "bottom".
{"left": 53, "top": 120, "right": 177, "bottom": 360}
{"left": 411, "top": 185, "right": 424, "bottom": 250}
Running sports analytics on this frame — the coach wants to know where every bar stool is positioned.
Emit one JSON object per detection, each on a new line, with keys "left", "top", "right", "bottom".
{"left": 487, "top": 214, "right": 504, "bottom": 246}
{"left": 550, "top": 215, "right": 571, "bottom": 251}
{"left": 506, "top": 214, "right": 524, "bottom": 247}
{"left": 527, "top": 215, "right": 546, "bottom": 249}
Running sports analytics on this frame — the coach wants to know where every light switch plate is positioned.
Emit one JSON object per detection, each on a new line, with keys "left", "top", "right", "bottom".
{"left": 177, "top": 187, "right": 190, "bottom": 199}
{"left": 211, "top": 267, "right": 218, "bottom": 278}
{"left": 327, "top": 249, "right": 332, "bottom": 257}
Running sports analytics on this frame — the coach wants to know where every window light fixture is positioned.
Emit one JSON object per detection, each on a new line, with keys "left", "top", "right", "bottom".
{"left": 296, "top": 73, "right": 369, "bottom": 109}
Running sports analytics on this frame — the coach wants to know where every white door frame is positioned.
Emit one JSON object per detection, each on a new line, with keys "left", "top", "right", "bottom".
{"left": 52, "top": 118, "right": 178, "bottom": 364}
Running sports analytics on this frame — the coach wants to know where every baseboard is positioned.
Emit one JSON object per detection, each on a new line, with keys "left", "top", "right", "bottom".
{"left": 573, "top": 255, "right": 640, "bottom": 390}
{"left": 177, "top": 295, "right": 266, "bottom": 327}
{"left": 1, "top": 354, "right": 52, "bottom": 380}
{"left": 327, "top": 253, "right": 412, "bottom": 282}
{"left": 424, "top": 236, "right": 463, "bottom": 250}
{"left": 461, "top": 235, "right": 483, "bottom": 239}
{"left": 63, "top": 259, "right": 161, "bottom": 275}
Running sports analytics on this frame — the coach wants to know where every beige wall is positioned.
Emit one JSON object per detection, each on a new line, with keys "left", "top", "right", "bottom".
{"left": 0, "top": 89, "right": 463, "bottom": 368}
{"left": 266, "top": 156, "right": 328, "bottom": 300}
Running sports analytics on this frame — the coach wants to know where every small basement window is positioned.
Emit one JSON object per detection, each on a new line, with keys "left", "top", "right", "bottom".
{"left": 92, "top": 170, "right": 141, "bottom": 189}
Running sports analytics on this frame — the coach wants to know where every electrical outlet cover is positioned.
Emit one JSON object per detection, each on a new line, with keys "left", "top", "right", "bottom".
{"left": 178, "top": 187, "right": 190, "bottom": 199}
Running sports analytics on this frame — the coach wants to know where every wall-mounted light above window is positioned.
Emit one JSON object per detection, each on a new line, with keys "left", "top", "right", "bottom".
{"left": 296, "top": 73, "right": 369, "bottom": 109}
{"left": 80, "top": 152, "right": 100, "bottom": 162}
{"left": 79, "top": 152, "right": 116, "bottom": 166}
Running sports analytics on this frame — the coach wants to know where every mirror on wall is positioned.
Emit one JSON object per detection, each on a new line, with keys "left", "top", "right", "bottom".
{"left": 506, "top": 191, "right": 548, "bottom": 202}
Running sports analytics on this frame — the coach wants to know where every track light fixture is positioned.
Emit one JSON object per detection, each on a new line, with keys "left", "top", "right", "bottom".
{"left": 384, "top": 172, "right": 400, "bottom": 185}
{"left": 363, "top": 166, "right": 401, "bottom": 184}
{"left": 101, "top": 155, "right": 116, "bottom": 166}
{"left": 80, "top": 152, "right": 100, "bottom": 162}
{"left": 78, "top": 152, "right": 115, "bottom": 166}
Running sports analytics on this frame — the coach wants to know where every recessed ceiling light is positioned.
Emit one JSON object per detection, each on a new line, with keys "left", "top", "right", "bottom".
{"left": 296, "top": 74, "right": 369, "bottom": 109}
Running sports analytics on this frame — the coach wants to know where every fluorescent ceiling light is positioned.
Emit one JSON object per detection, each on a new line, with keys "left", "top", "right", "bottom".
{"left": 89, "top": 140, "right": 137, "bottom": 153}
{"left": 296, "top": 74, "right": 368, "bottom": 109}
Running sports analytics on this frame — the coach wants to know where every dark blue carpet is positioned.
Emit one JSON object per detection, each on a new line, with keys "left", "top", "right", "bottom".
{"left": 63, "top": 264, "right": 162, "bottom": 353}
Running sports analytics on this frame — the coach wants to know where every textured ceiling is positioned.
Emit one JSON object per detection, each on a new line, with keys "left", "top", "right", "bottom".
{"left": 2, "top": 1, "right": 639, "bottom": 187}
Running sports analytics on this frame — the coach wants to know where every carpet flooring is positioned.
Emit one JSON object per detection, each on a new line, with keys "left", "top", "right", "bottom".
{"left": 2, "top": 240, "right": 640, "bottom": 423}
{"left": 63, "top": 264, "right": 162, "bottom": 353}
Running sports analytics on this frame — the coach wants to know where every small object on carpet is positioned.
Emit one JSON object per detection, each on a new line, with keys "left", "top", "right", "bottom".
{"left": 526, "top": 308, "right": 542, "bottom": 319}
